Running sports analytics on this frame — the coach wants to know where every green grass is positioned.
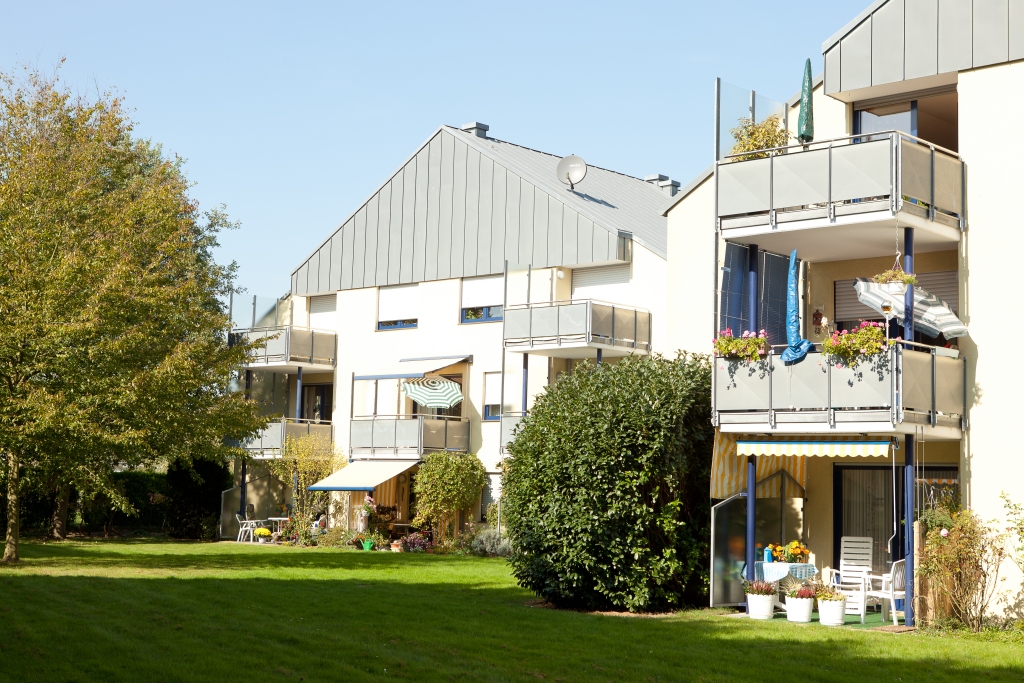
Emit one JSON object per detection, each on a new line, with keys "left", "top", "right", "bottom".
{"left": 1, "top": 539, "right": 1023, "bottom": 682}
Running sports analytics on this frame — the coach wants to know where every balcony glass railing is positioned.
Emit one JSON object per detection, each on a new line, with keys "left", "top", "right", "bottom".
{"left": 716, "top": 131, "right": 965, "bottom": 230}
{"left": 350, "top": 415, "right": 469, "bottom": 457}
{"left": 240, "top": 418, "right": 334, "bottom": 456}
{"left": 503, "top": 299, "right": 651, "bottom": 352}
{"left": 499, "top": 411, "right": 526, "bottom": 454}
{"left": 713, "top": 342, "right": 965, "bottom": 431}
{"left": 230, "top": 325, "right": 337, "bottom": 367}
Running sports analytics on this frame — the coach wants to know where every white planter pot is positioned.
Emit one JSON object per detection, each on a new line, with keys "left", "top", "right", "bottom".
{"left": 785, "top": 596, "right": 814, "bottom": 623}
{"left": 257, "top": 538, "right": 267, "bottom": 544}
{"left": 747, "top": 593, "right": 776, "bottom": 620}
{"left": 817, "top": 599, "right": 847, "bottom": 626}
{"left": 882, "top": 281, "right": 907, "bottom": 296}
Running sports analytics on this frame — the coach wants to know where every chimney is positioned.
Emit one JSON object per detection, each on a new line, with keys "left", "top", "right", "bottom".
{"left": 645, "top": 174, "right": 667, "bottom": 185}
{"left": 659, "top": 179, "right": 681, "bottom": 197}
{"left": 461, "top": 122, "right": 489, "bottom": 138}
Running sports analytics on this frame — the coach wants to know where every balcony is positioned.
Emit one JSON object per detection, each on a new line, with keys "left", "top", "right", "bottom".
{"left": 503, "top": 299, "right": 651, "bottom": 359}
{"left": 499, "top": 412, "right": 526, "bottom": 454}
{"left": 349, "top": 415, "right": 469, "bottom": 458}
{"left": 715, "top": 132, "right": 965, "bottom": 261}
{"left": 241, "top": 418, "right": 334, "bottom": 458}
{"left": 713, "top": 343, "right": 965, "bottom": 439}
{"left": 230, "top": 325, "right": 337, "bottom": 371}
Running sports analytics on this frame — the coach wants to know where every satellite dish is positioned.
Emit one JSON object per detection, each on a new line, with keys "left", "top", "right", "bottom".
{"left": 556, "top": 155, "right": 587, "bottom": 190}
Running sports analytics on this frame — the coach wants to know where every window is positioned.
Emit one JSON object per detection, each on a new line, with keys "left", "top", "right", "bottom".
{"left": 461, "top": 306, "right": 503, "bottom": 323}
{"left": 461, "top": 275, "right": 503, "bottom": 324}
{"left": 308, "top": 294, "right": 337, "bottom": 330}
{"left": 483, "top": 372, "right": 501, "bottom": 421}
{"left": 718, "top": 243, "right": 791, "bottom": 345}
{"left": 378, "top": 284, "right": 419, "bottom": 331}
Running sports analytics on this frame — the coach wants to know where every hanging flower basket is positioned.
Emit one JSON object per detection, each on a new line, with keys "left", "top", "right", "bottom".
{"left": 872, "top": 267, "right": 917, "bottom": 297}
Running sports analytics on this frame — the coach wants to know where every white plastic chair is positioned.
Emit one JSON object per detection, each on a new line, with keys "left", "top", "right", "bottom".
{"left": 828, "top": 536, "right": 873, "bottom": 624}
{"left": 236, "top": 513, "right": 258, "bottom": 543}
{"left": 867, "top": 559, "right": 906, "bottom": 626}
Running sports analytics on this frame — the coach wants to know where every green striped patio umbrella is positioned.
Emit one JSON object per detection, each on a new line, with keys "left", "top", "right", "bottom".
{"left": 401, "top": 377, "right": 464, "bottom": 408}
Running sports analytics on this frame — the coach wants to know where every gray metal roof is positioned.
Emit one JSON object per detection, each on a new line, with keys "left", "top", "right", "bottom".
{"left": 446, "top": 126, "right": 669, "bottom": 258}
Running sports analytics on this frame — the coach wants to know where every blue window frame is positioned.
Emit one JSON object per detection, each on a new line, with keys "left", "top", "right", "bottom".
{"left": 483, "top": 404, "right": 500, "bottom": 421}
{"left": 377, "top": 319, "right": 418, "bottom": 330}
{"left": 461, "top": 305, "right": 503, "bottom": 324}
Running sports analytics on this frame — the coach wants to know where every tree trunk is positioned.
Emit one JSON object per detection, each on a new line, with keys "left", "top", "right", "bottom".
{"left": 52, "top": 483, "right": 70, "bottom": 540}
{"left": 2, "top": 452, "right": 19, "bottom": 562}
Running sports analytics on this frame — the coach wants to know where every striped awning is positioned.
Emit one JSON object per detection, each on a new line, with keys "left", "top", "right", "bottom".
{"left": 738, "top": 440, "right": 891, "bottom": 457}
{"left": 401, "top": 377, "right": 464, "bottom": 408}
{"left": 711, "top": 432, "right": 892, "bottom": 499}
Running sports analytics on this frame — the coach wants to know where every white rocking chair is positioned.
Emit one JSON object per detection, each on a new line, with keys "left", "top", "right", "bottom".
{"left": 236, "top": 513, "right": 259, "bottom": 543}
{"left": 867, "top": 559, "right": 906, "bottom": 626}
{"left": 825, "top": 536, "right": 873, "bottom": 624}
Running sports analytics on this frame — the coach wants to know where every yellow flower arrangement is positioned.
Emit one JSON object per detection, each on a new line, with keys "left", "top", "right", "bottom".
{"left": 767, "top": 540, "right": 810, "bottom": 563}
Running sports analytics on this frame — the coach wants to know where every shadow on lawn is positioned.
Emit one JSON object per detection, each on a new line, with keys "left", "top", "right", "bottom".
{"left": 3, "top": 542, "right": 1024, "bottom": 682}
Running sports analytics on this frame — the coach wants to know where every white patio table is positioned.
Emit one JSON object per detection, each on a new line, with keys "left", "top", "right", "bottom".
{"left": 267, "top": 517, "right": 289, "bottom": 534}
{"left": 754, "top": 561, "right": 819, "bottom": 611}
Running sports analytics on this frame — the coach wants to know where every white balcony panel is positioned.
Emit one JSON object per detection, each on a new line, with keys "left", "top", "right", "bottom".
{"left": 772, "top": 149, "right": 830, "bottom": 209}
{"left": 830, "top": 140, "right": 891, "bottom": 202}
{"left": 717, "top": 158, "right": 771, "bottom": 216}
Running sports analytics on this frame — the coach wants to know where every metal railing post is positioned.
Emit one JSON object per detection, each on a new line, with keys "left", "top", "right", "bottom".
{"left": 633, "top": 310, "right": 637, "bottom": 349}
{"left": 769, "top": 151, "right": 775, "bottom": 227}
{"left": 929, "top": 145, "right": 936, "bottom": 221}
{"left": 310, "top": 330, "right": 315, "bottom": 363}
{"left": 768, "top": 348, "right": 774, "bottom": 428}
{"left": 586, "top": 301, "right": 592, "bottom": 344}
{"left": 828, "top": 141, "right": 834, "bottom": 221}
{"left": 827, "top": 356, "right": 834, "bottom": 426}
{"left": 931, "top": 347, "right": 937, "bottom": 427}
{"left": 611, "top": 306, "right": 616, "bottom": 346}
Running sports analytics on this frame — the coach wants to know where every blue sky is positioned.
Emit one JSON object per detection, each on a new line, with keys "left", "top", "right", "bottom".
{"left": 4, "top": 1, "right": 865, "bottom": 297}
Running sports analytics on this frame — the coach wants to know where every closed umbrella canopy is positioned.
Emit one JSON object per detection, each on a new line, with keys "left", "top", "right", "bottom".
{"left": 780, "top": 249, "right": 813, "bottom": 363}
{"left": 853, "top": 278, "right": 968, "bottom": 338}
{"left": 797, "top": 58, "right": 814, "bottom": 143}
{"left": 401, "top": 377, "right": 464, "bottom": 408}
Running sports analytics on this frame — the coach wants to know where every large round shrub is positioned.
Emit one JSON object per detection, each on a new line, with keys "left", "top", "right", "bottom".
{"left": 503, "top": 353, "right": 713, "bottom": 612}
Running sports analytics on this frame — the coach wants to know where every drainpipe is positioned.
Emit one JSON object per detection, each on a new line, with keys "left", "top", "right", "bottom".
{"left": 521, "top": 354, "right": 528, "bottom": 414}
{"left": 747, "top": 244, "right": 759, "bottom": 334}
{"left": 903, "top": 226, "right": 916, "bottom": 627}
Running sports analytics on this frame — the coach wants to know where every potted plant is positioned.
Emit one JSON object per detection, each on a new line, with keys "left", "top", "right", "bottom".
{"left": 822, "top": 321, "right": 891, "bottom": 367}
{"left": 402, "top": 532, "right": 431, "bottom": 553}
{"left": 816, "top": 586, "right": 848, "bottom": 626}
{"left": 872, "top": 267, "right": 917, "bottom": 296}
{"left": 253, "top": 527, "right": 272, "bottom": 544}
{"left": 744, "top": 580, "right": 777, "bottom": 620}
{"left": 713, "top": 328, "right": 768, "bottom": 361}
{"left": 785, "top": 585, "right": 816, "bottom": 623}
{"left": 767, "top": 540, "right": 811, "bottom": 563}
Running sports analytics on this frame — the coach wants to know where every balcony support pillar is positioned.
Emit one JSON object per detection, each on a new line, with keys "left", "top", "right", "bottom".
{"left": 903, "top": 228, "right": 914, "bottom": 342}
{"left": 747, "top": 244, "right": 759, "bottom": 334}
{"left": 745, "top": 455, "right": 757, "bottom": 602}
{"left": 904, "top": 433, "right": 916, "bottom": 627}
{"left": 596, "top": 348, "right": 603, "bottom": 366}
{"left": 238, "top": 458, "right": 248, "bottom": 519}
{"left": 295, "top": 367, "right": 303, "bottom": 421}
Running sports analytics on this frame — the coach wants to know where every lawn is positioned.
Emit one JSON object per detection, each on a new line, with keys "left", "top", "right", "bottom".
{"left": 1, "top": 540, "right": 1022, "bottom": 682}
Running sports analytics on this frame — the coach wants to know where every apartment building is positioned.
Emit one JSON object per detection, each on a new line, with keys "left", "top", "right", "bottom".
{"left": 224, "top": 122, "right": 675, "bottom": 537}
{"left": 667, "top": 0, "right": 1024, "bottom": 624}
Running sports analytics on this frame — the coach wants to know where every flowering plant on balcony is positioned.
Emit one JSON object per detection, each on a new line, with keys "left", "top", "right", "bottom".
{"left": 713, "top": 328, "right": 768, "bottom": 361}
{"left": 872, "top": 267, "right": 918, "bottom": 285}
{"left": 822, "top": 321, "right": 894, "bottom": 366}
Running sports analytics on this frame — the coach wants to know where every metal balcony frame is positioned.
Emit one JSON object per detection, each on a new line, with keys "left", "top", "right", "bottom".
{"left": 349, "top": 414, "right": 470, "bottom": 457}
{"left": 715, "top": 130, "right": 966, "bottom": 232}
{"left": 502, "top": 299, "right": 652, "bottom": 352}
{"left": 230, "top": 325, "right": 338, "bottom": 367}
{"left": 711, "top": 341, "right": 966, "bottom": 432}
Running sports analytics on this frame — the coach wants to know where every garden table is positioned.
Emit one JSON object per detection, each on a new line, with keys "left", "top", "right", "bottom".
{"left": 267, "top": 517, "right": 289, "bottom": 533}
{"left": 754, "top": 562, "right": 818, "bottom": 611}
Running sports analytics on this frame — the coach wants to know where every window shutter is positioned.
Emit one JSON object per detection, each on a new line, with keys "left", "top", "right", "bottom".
{"left": 570, "top": 264, "right": 630, "bottom": 297}
{"left": 917, "top": 271, "right": 958, "bottom": 313}
{"left": 378, "top": 284, "right": 420, "bottom": 321}
{"left": 483, "top": 372, "right": 501, "bottom": 406}
{"left": 462, "top": 276, "right": 504, "bottom": 308}
{"left": 308, "top": 294, "right": 336, "bottom": 330}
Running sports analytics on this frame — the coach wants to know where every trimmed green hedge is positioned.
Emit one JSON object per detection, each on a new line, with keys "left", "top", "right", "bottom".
{"left": 503, "top": 353, "right": 713, "bottom": 612}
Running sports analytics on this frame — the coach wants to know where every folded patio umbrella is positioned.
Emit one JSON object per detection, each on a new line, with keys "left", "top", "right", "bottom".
{"left": 852, "top": 278, "right": 968, "bottom": 338}
{"left": 401, "top": 377, "right": 464, "bottom": 408}
{"left": 780, "top": 249, "right": 813, "bottom": 363}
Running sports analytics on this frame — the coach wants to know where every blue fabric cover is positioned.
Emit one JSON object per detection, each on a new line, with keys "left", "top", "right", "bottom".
{"left": 780, "top": 249, "right": 813, "bottom": 363}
